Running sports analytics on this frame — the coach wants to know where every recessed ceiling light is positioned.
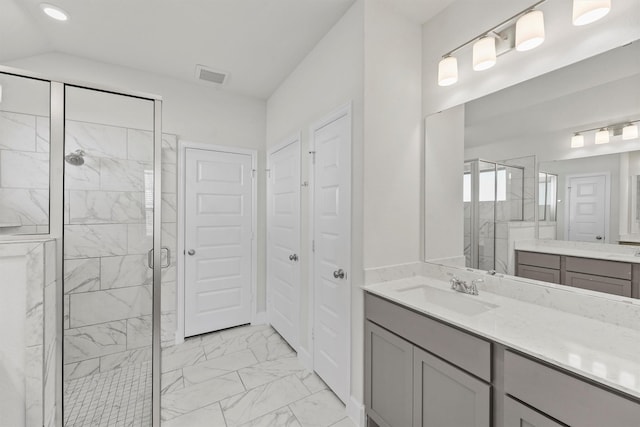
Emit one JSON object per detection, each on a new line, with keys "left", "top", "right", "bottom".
{"left": 40, "top": 3, "right": 69, "bottom": 21}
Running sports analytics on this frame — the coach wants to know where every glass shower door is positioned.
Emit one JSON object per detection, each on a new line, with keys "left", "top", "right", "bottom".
{"left": 62, "top": 86, "right": 158, "bottom": 427}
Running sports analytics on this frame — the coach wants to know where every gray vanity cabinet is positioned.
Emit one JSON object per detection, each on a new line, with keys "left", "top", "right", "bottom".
{"left": 503, "top": 397, "right": 566, "bottom": 427}
{"left": 364, "top": 321, "right": 413, "bottom": 427}
{"left": 515, "top": 251, "right": 561, "bottom": 284}
{"left": 365, "top": 293, "right": 492, "bottom": 427}
{"left": 413, "top": 346, "right": 490, "bottom": 427}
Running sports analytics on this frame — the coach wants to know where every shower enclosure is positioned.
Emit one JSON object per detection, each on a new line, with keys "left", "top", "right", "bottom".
{"left": 464, "top": 159, "right": 525, "bottom": 272}
{"left": 0, "top": 66, "right": 162, "bottom": 426}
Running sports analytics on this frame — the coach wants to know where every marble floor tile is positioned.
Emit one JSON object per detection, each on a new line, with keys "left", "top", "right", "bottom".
{"left": 330, "top": 418, "right": 357, "bottom": 427}
{"left": 162, "top": 344, "right": 207, "bottom": 372}
{"left": 220, "top": 374, "right": 310, "bottom": 426}
{"left": 289, "top": 390, "right": 347, "bottom": 427}
{"left": 162, "top": 402, "right": 226, "bottom": 427}
{"left": 238, "top": 356, "right": 305, "bottom": 389}
{"left": 238, "top": 406, "right": 302, "bottom": 427}
{"left": 161, "top": 369, "right": 184, "bottom": 395}
{"left": 162, "top": 371, "right": 245, "bottom": 421}
{"left": 296, "top": 370, "right": 329, "bottom": 394}
{"left": 183, "top": 349, "right": 258, "bottom": 386}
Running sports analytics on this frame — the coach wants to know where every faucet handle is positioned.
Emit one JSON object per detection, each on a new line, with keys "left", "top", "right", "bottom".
{"left": 469, "top": 278, "right": 483, "bottom": 295}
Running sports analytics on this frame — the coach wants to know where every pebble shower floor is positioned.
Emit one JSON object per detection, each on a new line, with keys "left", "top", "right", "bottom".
{"left": 63, "top": 361, "right": 152, "bottom": 427}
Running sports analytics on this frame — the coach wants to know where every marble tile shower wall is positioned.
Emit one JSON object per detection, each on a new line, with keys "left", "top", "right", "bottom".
{"left": 63, "top": 120, "right": 178, "bottom": 381}
{"left": 503, "top": 155, "right": 536, "bottom": 221}
{"left": 0, "top": 110, "right": 50, "bottom": 234}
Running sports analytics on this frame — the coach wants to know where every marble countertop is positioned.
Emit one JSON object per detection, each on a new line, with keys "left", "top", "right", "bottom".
{"left": 363, "top": 276, "right": 640, "bottom": 400}
{"left": 515, "top": 241, "right": 640, "bottom": 264}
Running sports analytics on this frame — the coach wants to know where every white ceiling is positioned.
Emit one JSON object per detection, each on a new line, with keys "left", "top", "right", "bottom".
{"left": 1, "top": 0, "right": 359, "bottom": 99}
{"left": 0, "top": 0, "right": 456, "bottom": 100}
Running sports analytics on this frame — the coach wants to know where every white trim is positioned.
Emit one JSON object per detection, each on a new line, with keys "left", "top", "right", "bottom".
{"left": 346, "top": 396, "right": 366, "bottom": 427}
{"left": 252, "top": 311, "right": 268, "bottom": 325}
{"left": 565, "top": 172, "right": 611, "bottom": 243}
{"left": 308, "top": 102, "right": 353, "bottom": 403}
{"left": 176, "top": 140, "right": 258, "bottom": 343}
{"left": 297, "top": 346, "right": 313, "bottom": 371}
{"left": 266, "top": 132, "right": 302, "bottom": 349}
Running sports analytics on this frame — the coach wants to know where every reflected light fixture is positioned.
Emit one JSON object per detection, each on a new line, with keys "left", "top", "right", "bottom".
{"left": 473, "top": 36, "right": 497, "bottom": 71}
{"left": 573, "top": 0, "right": 611, "bottom": 26}
{"left": 595, "top": 128, "right": 610, "bottom": 144}
{"left": 516, "top": 10, "right": 545, "bottom": 51}
{"left": 40, "top": 3, "right": 69, "bottom": 21}
{"left": 571, "top": 133, "right": 585, "bottom": 148}
{"left": 438, "top": 56, "right": 458, "bottom": 86}
{"left": 623, "top": 123, "right": 639, "bottom": 140}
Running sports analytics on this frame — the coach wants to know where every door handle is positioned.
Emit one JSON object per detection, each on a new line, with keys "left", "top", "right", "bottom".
{"left": 333, "top": 269, "right": 345, "bottom": 279}
{"left": 148, "top": 247, "right": 171, "bottom": 269}
{"left": 596, "top": 236, "right": 603, "bottom": 240}
{"left": 188, "top": 249, "right": 196, "bottom": 256}
{"left": 289, "top": 254, "right": 298, "bottom": 262}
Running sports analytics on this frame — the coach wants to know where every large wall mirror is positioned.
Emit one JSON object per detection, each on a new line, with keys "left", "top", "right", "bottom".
{"left": 427, "top": 39, "right": 640, "bottom": 299}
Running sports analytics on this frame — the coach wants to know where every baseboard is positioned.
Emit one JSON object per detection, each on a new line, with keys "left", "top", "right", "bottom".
{"left": 346, "top": 396, "right": 365, "bottom": 426}
{"left": 297, "top": 346, "right": 313, "bottom": 371}
{"left": 252, "top": 311, "right": 268, "bottom": 325}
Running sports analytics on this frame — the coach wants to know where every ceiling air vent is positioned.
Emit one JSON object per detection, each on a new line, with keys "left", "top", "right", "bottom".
{"left": 195, "top": 65, "right": 228, "bottom": 86}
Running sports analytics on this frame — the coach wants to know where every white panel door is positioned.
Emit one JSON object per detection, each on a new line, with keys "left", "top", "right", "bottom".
{"left": 568, "top": 175, "right": 607, "bottom": 243}
{"left": 184, "top": 148, "right": 253, "bottom": 337}
{"left": 267, "top": 138, "right": 301, "bottom": 348}
{"left": 312, "top": 109, "right": 351, "bottom": 403}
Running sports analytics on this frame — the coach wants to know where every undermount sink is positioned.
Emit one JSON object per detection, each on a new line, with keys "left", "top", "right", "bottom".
{"left": 394, "top": 284, "right": 498, "bottom": 316}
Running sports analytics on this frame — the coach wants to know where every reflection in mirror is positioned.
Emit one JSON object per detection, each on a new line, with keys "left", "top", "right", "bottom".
{"left": 427, "top": 40, "right": 640, "bottom": 299}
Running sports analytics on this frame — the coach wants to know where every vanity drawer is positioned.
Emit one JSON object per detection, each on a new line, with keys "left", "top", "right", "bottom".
{"left": 365, "top": 293, "right": 491, "bottom": 381}
{"left": 517, "top": 264, "right": 561, "bottom": 284}
{"left": 517, "top": 251, "right": 561, "bottom": 270}
{"left": 504, "top": 350, "right": 640, "bottom": 427}
{"left": 565, "top": 256, "right": 631, "bottom": 280}
{"left": 565, "top": 271, "right": 631, "bottom": 297}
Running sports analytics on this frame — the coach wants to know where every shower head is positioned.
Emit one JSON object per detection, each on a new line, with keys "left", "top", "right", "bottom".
{"left": 65, "top": 149, "right": 85, "bottom": 166}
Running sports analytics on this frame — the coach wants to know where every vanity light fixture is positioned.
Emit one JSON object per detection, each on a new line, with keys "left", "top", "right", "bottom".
{"left": 515, "top": 10, "right": 546, "bottom": 51}
{"left": 623, "top": 123, "right": 639, "bottom": 140}
{"left": 473, "top": 36, "right": 497, "bottom": 71}
{"left": 438, "top": 0, "right": 613, "bottom": 87}
{"left": 595, "top": 128, "right": 610, "bottom": 144}
{"left": 438, "top": 56, "right": 458, "bottom": 86}
{"left": 571, "top": 133, "right": 585, "bottom": 148}
{"left": 0, "top": 84, "right": 3, "bottom": 103}
{"left": 571, "top": 119, "right": 639, "bottom": 147}
{"left": 40, "top": 3, "right": 69, "bottom": 21}
{"left": 573, "top": 0, "right": 611, "bottom": 26}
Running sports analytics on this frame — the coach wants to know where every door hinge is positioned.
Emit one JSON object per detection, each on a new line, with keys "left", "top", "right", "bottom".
{"left": 265, "top": 168, "right": 271, "bottom": 178}
{"left": 311, "top": 328, "right": 315, "bottom": 340}
{"left": 252, "top": 169, "right": 256, "bottom": 178}
{"left": 309, "top": 150, "right": 316, "bottom": 164}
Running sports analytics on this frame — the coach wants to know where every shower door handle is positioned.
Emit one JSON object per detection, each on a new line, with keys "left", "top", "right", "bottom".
{"left": 147, "top": 247, "right": 171, "bottom": 269}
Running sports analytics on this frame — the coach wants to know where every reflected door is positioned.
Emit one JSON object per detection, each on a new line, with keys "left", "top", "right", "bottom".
{"left": 567, "top": 174, "right": 607, "bottom": 243}
{"left": 184, "top": 148, "right": 254, "bottom": 337}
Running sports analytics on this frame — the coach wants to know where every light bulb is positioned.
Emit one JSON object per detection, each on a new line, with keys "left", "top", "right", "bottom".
{"left": 473, "top": 37, "right": 497, "bottom": 71}
{"left": 571, "top": 133, "right": 584, "bottom": 148}
{"left": 40, "top": 3, "right": 69, "bottom": 21}
{"left": 623, "top": 124, "right": 639, "bottom": 140}
{"left": 573, "top": 0, "right": 611, "bottom": 26}
{"left": 516, "top": 10, "right": 545, "bottom": 52}
{"left": 595, "top": 128, "right": 610, "bottom": 144}
{"left": 438, "top": 56, "right": 458, "bottom": 86}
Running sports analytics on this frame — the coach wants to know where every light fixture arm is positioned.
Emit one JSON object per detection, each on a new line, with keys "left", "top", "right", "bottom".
{"left": 441, "top": 0, "right": 548, "bottom": 58}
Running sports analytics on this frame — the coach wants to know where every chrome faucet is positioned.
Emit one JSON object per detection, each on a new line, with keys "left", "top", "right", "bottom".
{"left": 450, "top": 275, "right": 481, "bottom": 296}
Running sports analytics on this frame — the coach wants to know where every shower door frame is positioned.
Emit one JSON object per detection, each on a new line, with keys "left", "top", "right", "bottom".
{"left": 465, "top": 158, "right": 525, "bottom": 270}
{"left": 0, "top": 64, "right": 163, "bottom": 427}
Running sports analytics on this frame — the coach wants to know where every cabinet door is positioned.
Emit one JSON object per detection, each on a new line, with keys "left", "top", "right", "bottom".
{"left": 517, "top": 264, "right": 560, "bottom": 284}
{"left": 564, "top": 271, "right": 631, "bottom": 297}
{"left": 413, "top": 346, "right": 490, "bottom": 427}
{"left": 504, "top": 396, "right": 566, "bottom": 427}
{"left": 365, "top": 321, "right": 413, "bottom": 427}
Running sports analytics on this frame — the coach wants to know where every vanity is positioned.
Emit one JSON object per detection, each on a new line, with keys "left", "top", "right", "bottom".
{"left": 363, "top": 272, "right": 640, "bottom": 427}
{"left": 515, "top": 241, "right": 640, "bottom": 298}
